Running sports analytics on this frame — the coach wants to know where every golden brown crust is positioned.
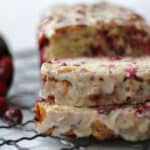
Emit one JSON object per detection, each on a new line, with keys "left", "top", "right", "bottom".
{"left": 46, "top": 127, "right": 75, "bottom": 137}
{"left": 91, "top": 120, "right": 117, "bottom": 140}
{"left": 36, "top": 120, "right": 117, "bottom": 140}
{"left": 33, "top": 101, "right": 47, "bottom": 125}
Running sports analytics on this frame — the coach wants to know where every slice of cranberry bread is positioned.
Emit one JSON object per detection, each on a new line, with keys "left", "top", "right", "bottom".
{"left": 38, "top": 2, "right": 150, "bottom": 62}
{"left": 34, "top": 100, "right": 150, "bottom": 141}
{"left": 40, "top": 57, "right": 150, "bottom": 106}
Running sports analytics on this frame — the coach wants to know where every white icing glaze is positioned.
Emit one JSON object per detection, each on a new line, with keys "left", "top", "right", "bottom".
{"left": 40, "top": 57, "right": 150, "bottom": 106}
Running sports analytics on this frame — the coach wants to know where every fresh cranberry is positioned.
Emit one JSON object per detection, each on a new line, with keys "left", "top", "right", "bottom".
{"left": 0, "top": 57, "right": 13, "bottom": 80}
{"left": 0, "top": 82, "right": 7, "bottom": 96}
{"left": 4, "top": 107, "right": 23, "bottom": 124}
{"left": 0, "top": 97, "right": 7, "bottom": 114}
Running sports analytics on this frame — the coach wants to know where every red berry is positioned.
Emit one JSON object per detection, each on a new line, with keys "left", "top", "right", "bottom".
{"left": 0, "top": 57, "right": 13, "bottom": 81}
{"left": 4, "top": 107, "right": 23, "bottom": 124}
{"left": 124, "top": 67, "right": 137, "bottom": 79}
{"left": 0, "top": 97, "right": 7, "bottom": 114}
{"left": 0, "top": 82, "right": 7, "bottom": 96}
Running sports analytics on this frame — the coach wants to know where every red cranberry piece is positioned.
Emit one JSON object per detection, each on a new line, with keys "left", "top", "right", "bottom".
{"left": 0, "top": 97, "right": 7, "bottom": 114}
{"left": 0, "top": 57, "right": 13, "bottom": 80}
{"left": 4, "top": 107, "right": 23, "bottom": 124}
{"left": 97, "top": 106, "right": 114, "bottom": 115}
{"left": 0, "top": 82, "right": 7, "bottom": 96}
{"left": 124, "top": 67, "right": 137, "bottom": 79}
{"left": 134, "top": 104, "right": 150, "bottom": 114}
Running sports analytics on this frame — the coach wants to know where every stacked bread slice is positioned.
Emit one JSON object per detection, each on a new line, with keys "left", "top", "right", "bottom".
{"left": 34, "top": 2, "right": 150, "bottom": 141}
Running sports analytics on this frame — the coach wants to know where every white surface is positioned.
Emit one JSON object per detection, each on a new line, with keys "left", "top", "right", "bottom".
{"left": 0, "top": 0, "right": 149, "bottom": 52}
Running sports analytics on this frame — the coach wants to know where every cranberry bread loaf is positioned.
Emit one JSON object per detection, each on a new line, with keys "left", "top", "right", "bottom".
{"left": 38, "top": 2, "right": 150, "bottom": 62}
{"left": 40, "top": 57, "right": 150, "bottom": 106}
{"left": 34, "top": 100, "right": 150, "bottom": 141}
